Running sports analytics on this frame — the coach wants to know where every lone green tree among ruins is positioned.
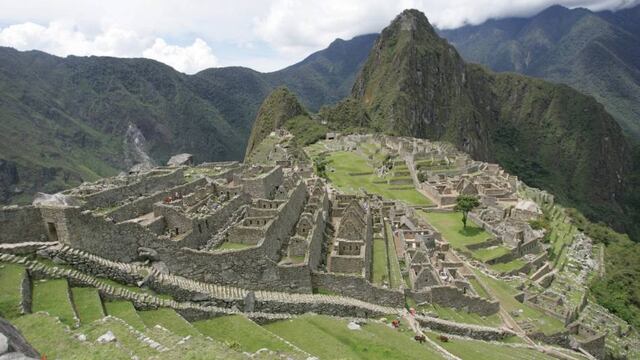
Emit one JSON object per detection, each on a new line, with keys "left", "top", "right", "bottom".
{"left": 454, "top": 195, "right": 480, "bottom": 229}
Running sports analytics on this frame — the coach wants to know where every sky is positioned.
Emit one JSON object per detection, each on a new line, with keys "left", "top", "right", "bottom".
{"left": 0, "top": 0, "right": 637, "bottom": 74}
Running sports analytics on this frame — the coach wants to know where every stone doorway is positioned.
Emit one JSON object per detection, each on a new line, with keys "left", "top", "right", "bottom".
{"left": 46, "top": 222, "right": 58, "bottom": 241}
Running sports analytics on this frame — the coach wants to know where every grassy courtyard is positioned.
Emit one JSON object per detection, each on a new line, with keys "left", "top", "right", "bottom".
{"left": 321, "top": 151, "right": 432, "bottom": 206}
{"left": 71, "top": 287, "right": 105, "bottom": 325}
{"left": 371, "top": 237, "right": 390, "bottom": 285}
{"left": 0, "top": 263, "right": 25, "bottom": 319}
{"left": 32, "top": 279, "right": 77, "bottom": 327}
{"left": 419, "top": 211, "right": 490, "bottom": 248}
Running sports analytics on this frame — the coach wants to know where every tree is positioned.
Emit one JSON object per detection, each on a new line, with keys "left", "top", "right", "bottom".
{"left": 314, "top": 154, "right": 330, "bottom": 179}
{"left": 454, "top": 195, "right": 480, "bottom": 229}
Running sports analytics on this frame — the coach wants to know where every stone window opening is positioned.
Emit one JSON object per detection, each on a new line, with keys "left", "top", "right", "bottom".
{"left": 175, "top": 227, "right": 179, "bottom": 235}
{"left": 198, "top": 224, "right": 202, "bottom": 234}
{"left": 205, "top": 220, "right": 209, "bottom": 228}
{"left": 46, "top": 222, "right": 58, "bottom": 241}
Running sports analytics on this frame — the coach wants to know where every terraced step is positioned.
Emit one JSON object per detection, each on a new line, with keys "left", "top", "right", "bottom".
{"left": 104, "top": 300, "right": 147, "bottom": 331}
{"left": 264, "top": 314, "right": 446, "bottom": 360}
{"left": 138, "top": 308, "right": 201, "bottom": 338}
{"left": 32, "top": 278, "right": 78, "bottom": 327}
{"left": 0, "top": 262, "right": 26, "bottom": 319}
{"left": 71, "top": 287, "right": 105, "bottom": 325}
{"left": 194, "top": 315, "right": 306, "bottom": 357}
{"left": 12, "top": 312, "right": 133, "bottom": 359}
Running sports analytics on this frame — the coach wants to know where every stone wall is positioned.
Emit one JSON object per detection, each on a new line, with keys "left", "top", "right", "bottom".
{"left": 40, "top": 206, "right": 155, "bottom": 262}
{"left": 307, "top": 193, "right": 329, "bottom": 271}
{"left": 139, "top": 180, "right": 308, "bottom": 291}
{"left": 107, "top": 178, "right": 207, "bottom": 223}
{"left": 311, "top": 272, "right": 405, "bottom": 308}
{"left": 241, "top": 166, "right": 283, "bottom": 199}
{"left": 412, "top": 286, "right": 500, "bottom": 316}
{"left": 80, "top": 168, "right": 185, "bottom": 210}
{"left": 0, "top": 206, "right": 49, "bottom": 244}
{"left": 414, "top": 315, "right": 514, "bottom": 341}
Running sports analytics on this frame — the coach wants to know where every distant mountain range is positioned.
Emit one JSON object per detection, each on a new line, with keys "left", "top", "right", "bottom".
{"left": 0, "top": 34, "right": 377, "bottom": 204}
{"left": 440, "top": 4, "right": 640, "bottom": 139}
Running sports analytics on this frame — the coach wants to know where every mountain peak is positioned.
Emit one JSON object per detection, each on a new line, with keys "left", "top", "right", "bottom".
{"left": 388, "top": 9, "right": 438, "bottom": 35}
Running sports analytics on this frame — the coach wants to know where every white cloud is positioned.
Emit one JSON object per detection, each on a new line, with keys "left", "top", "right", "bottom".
{"left": 143, "top": 38, "right": 218, "bottom": 74}
{"left": 0, "top": 21, "right": 219, "bottom": 73}
{"left": 0, "top": 0, "right": 637, "bottom": 72}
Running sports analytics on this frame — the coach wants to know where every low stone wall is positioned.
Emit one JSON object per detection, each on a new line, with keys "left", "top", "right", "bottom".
{"left": 0, "top": 206, "right": 49, "bottom": 244}
{"left": 414, "top": 315, "right": 514, "bottom": 341}
{"left": 107, "top": 178, "right": 207, "bottom": 223}
{"left": 415, "top": 286, "right": 500, "bottom": 316}
{"left": 80, "top": 168, "right": 185, "bottom": 210}
{"left": 311, "top": 272, "right": 405, "bottom": 308}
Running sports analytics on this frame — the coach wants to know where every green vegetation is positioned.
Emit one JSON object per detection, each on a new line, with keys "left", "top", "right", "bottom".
{"left": 0, "top": 263, "right": 25, "bottom": 319}
{"left": 138, "top": 308, "right": 201, "bottom": 337}
{"left": 385, "top": 222, "right": 404, "bottom": 289}
{"left": 418, "top": 304, "right": 503, "bottom": 327}
{"left": 244, "top": 87, "right": 308, "bottom": 159}
{"left": 264, "top": 315, "right": 444, "bottom": 359}
{"left": 468, "top": 277, "right": 490, "bottom": 299}
{"left": 454, "top": 195, "right": 481, "bottom": 229}
{"left": 71, "top": 287, "right": 105, "bottom": 325}
{"left": 424, "top": 331, "right": 554, "bottom": 360}
{"left": 473, "top": 270, "right": 565, "bottom": 334}
{"left": 194, "top": 315, "right": 294, "bottom": 353}
{"left": 285, "top": 115, "right": 328, "bottom": 147}
{"left": 12, "top": 313, "right": 131, "bottom": 359}
{"left": 420, "top": 211, "right": 490, "bottom": 247}
{"left": 489, "top": 259, "right": 527, "bottom": 274}
{"left": 318, "top": 150, "right": 432, "bottom": 206}
{"left": 371, "top": 237, "right": 389, "bottom": 285}
{"left": 32, "top": 279, "right": 77, "bottom": 327}
{"left": 472, "top": 246, "right": 511, "bottom": 262}
{"left": 104, "top": 300, "right": 146, "bottom": 331}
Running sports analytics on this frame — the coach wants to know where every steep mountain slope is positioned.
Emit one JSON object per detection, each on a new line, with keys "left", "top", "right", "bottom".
{"left": 440, "top": 5, "right": 640, "bottom": 139}
{"left": 244, "top": 87, "right": 308, "bottom": 158}
{"left": 0, "top": 34, "right": 376, "bottom": 204}
{"left": 341, "top": 9, "right": 633, "bottom": 235}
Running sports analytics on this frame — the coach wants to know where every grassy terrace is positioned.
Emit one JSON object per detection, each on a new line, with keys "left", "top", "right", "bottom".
{"left": 489, "top": 259, "right": 528, "bottom": 274}
{"left": 468, "top": 277, "right": 490, "bottom": 299}
{"left": 321, "top": 151, "right": 432, "bottom": 206}
{"left": 0, "top": 263, "right": 25, "bottom": 319}
{"left": 264, "top": 315, "right": 445, "bottom": 359}
{"left": 71, "top": 287, "right": 105, "bottom": 325}
{"left": 32, "top": 279, "right": 77, "bottom": 327}
{"left": 371, "top": 237, "right": 389, "bottom": 285}
{"left": 104, "top": 300, "right": 147, "bottom": 331}
{"left": 424, "top": 331, "right": 554, "bottom": 360}
{"left": 194, "top": 315, "right": 294, "bottom": 354}
{"left": 418, "top": 304, "right": 503, "bottom": 327}
{"left": 385, "top": 222, "right": 404, "bottom": 289}
{"left": 473, "top": 270, "right": 565, "bottom": 335}
{"left": 138, "top": 308, "right": 201, "bottom": 337}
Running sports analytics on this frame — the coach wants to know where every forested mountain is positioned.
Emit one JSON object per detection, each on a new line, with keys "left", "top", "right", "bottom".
{"left": 440, "top": 4, "right": 640, "bottom": 139}
{"left": 0, "top": 34, "right": 377, "bottom": 204}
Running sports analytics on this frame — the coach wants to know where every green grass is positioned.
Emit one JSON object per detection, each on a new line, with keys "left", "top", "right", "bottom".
{"left": 0, "top": 263, "right": 25, "bottom": 319}
{"left": 473, "top": 270, "right": 565, "bottom": 335}
{"left": 424, "top": 331, "right": 554, "bottom": 360}
{"left": 264, "top": 315, "right": 444, "bottom": 359}
{"left": 104, "top": 300, "right": 147, "bottom": 331}
{"left": 12, "top": 313, "right": 131, "bottom": 359}
{"left": 385, "top": 222, "right": 404, "bottom": 289}
{"left": 472, "top": 246, "right": 511, "bottom": 262}
{"left": 489, "top": 259, "right": 528, "bottom": 274}
{"left": 71, "top": 287, "right": 105, "bottom": 325}
{"left": 194, "top": 315, "right": 295, "bottom": 354}
{"left": 138, "top": 308, "right": 201, "bottom": 337}
{"left": 468, "top": 277, "right": 491, "bottom": 299}
{"left": 419, "top": 211, "right": 491, "bottom": 249}
{"left": 371, "top": 238, "right": 389, "bottom": 285}
{"left": 318, "top": 151, "right": 432, "bottom": 206}
{"left": 32, "top": 279, "right": 77, "bottom": 327}
{"left": 418, "top": 304, "right": 503, "bottom": 327}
